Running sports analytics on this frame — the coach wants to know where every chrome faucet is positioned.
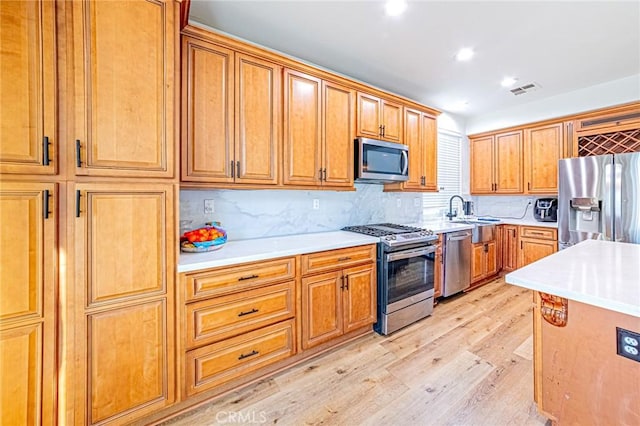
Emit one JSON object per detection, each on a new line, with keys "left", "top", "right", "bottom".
{"left": 446, "top": 195, "right": 465, "bottom": 220}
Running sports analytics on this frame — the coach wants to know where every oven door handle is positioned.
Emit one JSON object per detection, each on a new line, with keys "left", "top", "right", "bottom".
{"left": 386, "top": 246, "right": 436, "bottom": 262}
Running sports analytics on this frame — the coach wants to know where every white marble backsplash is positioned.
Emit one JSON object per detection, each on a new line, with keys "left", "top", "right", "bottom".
{"left": 180, "top": 184, "right": 425, "bottom": 240}
{"left": 472, "top": 195, "right": 548, "bottom": 221}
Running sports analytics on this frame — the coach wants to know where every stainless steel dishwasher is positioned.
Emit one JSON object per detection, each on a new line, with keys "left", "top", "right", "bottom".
{"left": 442, "top": 230, "right": 472, "bottom": 296}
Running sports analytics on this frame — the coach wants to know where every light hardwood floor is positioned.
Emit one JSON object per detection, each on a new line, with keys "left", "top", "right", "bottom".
{"left": 163, "top": 277, "right": 548, "bottom": 426}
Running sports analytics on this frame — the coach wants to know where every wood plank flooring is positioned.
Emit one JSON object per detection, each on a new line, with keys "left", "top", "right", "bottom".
{"left": 162, "top": 277, "right": 549, "bottom": 426}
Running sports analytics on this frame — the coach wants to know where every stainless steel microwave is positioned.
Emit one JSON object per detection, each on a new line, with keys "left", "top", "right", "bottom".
{"left": 354, "top": 137, "right": 409, "bottom": 183}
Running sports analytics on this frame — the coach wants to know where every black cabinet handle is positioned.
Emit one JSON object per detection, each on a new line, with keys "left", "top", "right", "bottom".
{"left": 319, "top": 168, "right": 323, "bottom": 182}
{"left": 238, "top": 308, "right": 259, "bottom": 317}
{"left": 528, "top": 182, "right": 531, "bottom": 191}
{"left": 379, "top": 125, "right": 383, "bottom": 136}
{"left": 337, "top": 256, "right": 351, "bottom": 261}
{"left": 236, "top": 161, "right": 241, "bottom": 178}
{"left": 230, "top": 160, "right": 235, "bottom": 178}
{"left": 43, "top": 136, "right": 51, "bottom": 166}
{"left": 238, "top": 350, "right": 259, "bottom": 360}
{"left": 520, "top": 240, "right": 523, "bottom": 250}
{"left": 238, "top": 274, "right": 259, "bottom": 281}
{"left": 382, "top": 125, "right": 386, "bottom": 137}
{"left": 75, "top": 190, "right": 81, "bottom": 217}
{"left": 75, "top": 140, "right": 82, "bottom": 167}
{"left": 43, "top": 190, "right": 51, "bottom": 219}
{"left": 340, "top": 275, "right": 345, "bottom": 290}
{"left": 344, "top": 276, "right": 349, "bottom": 290}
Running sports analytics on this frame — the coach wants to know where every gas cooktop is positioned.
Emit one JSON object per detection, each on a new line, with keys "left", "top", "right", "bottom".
{"left": 342, "top": 223, "right": 437, "bottom": 247}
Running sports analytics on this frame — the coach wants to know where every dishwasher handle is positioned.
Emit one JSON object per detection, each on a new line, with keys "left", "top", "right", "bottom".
{"left": 447, "top": 232, "right": 471, "bottom": 241}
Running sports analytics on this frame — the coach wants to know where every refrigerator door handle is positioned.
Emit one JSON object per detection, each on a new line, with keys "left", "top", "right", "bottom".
{"left": 614, "top": 162, "right": 623, "bottom": 242}
{"left": 602, "top": 162, "right": 614, "bottom": 241}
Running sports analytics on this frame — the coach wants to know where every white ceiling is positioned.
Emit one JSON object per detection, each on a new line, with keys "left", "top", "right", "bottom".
{"left": 189, "top": 1, "right": 640, "bottom": 119}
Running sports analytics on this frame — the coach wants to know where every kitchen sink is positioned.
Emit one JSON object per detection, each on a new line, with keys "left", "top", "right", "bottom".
{"left": 452, "top": 218, "right": 496, "bottom": 243}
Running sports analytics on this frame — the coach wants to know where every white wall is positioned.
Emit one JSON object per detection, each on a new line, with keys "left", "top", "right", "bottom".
{"left": 466, "top": 74, "right": 640, "bottom": 135}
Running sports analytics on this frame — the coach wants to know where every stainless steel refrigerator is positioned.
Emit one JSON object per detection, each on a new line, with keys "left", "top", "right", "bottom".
{"left": 558, "top": 152, "right": 640, "bottom": 249}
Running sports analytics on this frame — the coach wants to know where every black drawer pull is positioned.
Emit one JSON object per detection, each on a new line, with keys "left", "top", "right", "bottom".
{"left": 75, "top": 140, "right": 82, "bottom": 167}
{"left": 337, "top": 256, "right": 351, "bottom": 261}
{"left": 43, "top": 190, "right": 51, "bottom": 219}
{"left": 75, "top": 190, "right": 81, "bottom": 217}
{"left": 43, "top": 136, "right": 51, "bottom": 166}
{"left": 238, "top": 274, "right": 259, "bottom": 281}
{"left": 238, "top": 308, "right": 259, "bottom": 317}
{"left": 238, "top": 350, "right": 259, "bottom": 360}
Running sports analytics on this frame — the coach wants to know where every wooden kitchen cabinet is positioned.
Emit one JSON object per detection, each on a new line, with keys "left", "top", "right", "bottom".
{"left": 501, "top": 225, "right": 519, "bottom": 272}
{"left": 0, "top": 1, "right": 56, "bottom": 175}
{"left": 301, "top": 245, "right": 376, "bottom": 349}
{"left": 387, "top": 108, "right": 438, "bottom": 192}
{"left": 524, "top": 123, "right": 564, "bottom": 193}
{"left": 434, "top": 234, "right": 444, "bottom": 299}
{"left": 0, "top": 182, "right": 57, "bottom": 425}
{"left": 71, "top": 0, "right": 178, "bottom": 178}
{"left": 470, "top": 241, "right": 498, "bottom": 284}
{"left": 71, "top": 182, "right": 176, "bottom": 424}
{"left": 283, "top": 70, "right": 354, "bottom": 188}
{"left": 519, "top": 226, "right": 558, "bottom": 267}
{"left": 182, "top": 38, "right": 280, "bottom": 185}
{"left": 470, "top": 131, "right": 523, "bottom": 194}
{"left": 357, "top": 92, "right": 403, "bottom": 143}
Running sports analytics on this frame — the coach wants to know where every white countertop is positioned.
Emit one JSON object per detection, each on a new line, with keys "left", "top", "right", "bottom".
{"left": 178, "top": 231, "right": 379, "bottom": 273}
{"left": 496, "top": 218, "right": 558, "bottom": 228}
{"left": 505, "top": 240, "right": 640, "bottom": 317}
{"left": 409, "top": 220, "right": 475, "bottom": 233}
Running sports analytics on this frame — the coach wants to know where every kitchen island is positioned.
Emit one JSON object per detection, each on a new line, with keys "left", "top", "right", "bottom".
{"left": 505, "top": 240, "right": 640, "bottom": 425}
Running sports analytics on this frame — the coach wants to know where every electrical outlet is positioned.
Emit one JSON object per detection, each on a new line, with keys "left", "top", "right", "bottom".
{"left": 617, "top": 327, "right": 640, "bottom": 362}
{"left": 414, "top": 198, "right": 421, "bottom": 207}
{"left": 396, "top": 198, "right": 402, "bottom": 208}
{"left": 527, "top": 198, "right": 534, "bottom": 205}
{"left": 204, "top": 199, "right": 215, "bottom": 214}
{"left": 313, "top": 199, "right": 320, "bottom": 210}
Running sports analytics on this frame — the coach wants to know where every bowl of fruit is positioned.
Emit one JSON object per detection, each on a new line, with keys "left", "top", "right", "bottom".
{"left": 180, "top": 224, "right": 227, "bottom": 253}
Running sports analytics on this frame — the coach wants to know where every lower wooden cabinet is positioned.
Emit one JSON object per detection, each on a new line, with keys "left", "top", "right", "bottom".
{"left": 471, "top": 241, "right": 498, "bottom": 284}
{"left": 502, "top": 225, "right": 519, "bottom": 272}
{"left": 518, "top": 226, "right": 558, "bottom": 267}
{"left": 301, "top": 246, "right": 376, "bottom": 349}
{"left": 433, "top": 234, "right": 443, "bottom": 298}
{"left": 0, "top": 182, "right": 57, "bottom": 425}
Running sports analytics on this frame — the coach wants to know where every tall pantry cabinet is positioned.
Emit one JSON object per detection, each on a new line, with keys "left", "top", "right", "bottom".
{"left": 0, "top": 1, "right": 181, "bottom": 425}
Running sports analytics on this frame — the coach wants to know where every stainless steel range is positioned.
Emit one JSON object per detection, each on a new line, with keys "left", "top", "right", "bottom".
{"left": 342, "top": 223, "right": 438, "bottom": 335}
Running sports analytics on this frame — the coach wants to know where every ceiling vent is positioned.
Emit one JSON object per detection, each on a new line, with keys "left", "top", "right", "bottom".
{"left": 510, "top": 82, "right": 541, "bottom": 96}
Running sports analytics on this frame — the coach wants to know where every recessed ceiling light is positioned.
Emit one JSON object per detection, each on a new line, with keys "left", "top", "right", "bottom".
{"left": 501, "top": 77, "right": 518, "bottom": 87}
{"left": 385, "top": 0, "right": 407, "bottom": 17}
{"left": 455, "top": 48, "right": 474, "bottom": 62}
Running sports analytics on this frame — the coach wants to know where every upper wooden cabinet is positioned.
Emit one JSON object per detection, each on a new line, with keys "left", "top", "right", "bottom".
{"left": 388, "top": 108, "right": 438, "bottom": 192}
{"left": 72, "top": 0, "right": 177, "bottom": 178}
{"left": 470, "top": 131, "right": 523, "bottom": 194}
{"left": 0, "top": 182, "right": 57, "bottom": 425}
{"left": 0, "top": 1, "right": 56, "bottom": 175}
{"left": 524, "top": 123, "right": 564, "bottom": 194}
{"left": 283, "top": 69, "right": 354, "bottom": 188}
{"left": 356, "top": 92, "right": 403, "bottom": 143}
{"left": 182, "top": 36, "right": 280, "bottom": 185}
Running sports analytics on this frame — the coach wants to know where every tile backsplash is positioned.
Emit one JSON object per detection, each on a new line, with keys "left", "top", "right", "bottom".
{"left": 180, "top": 184, "right": 424, "bottom": 240}
{"left": 472, "top": 195, "right": 541, "bottom": 221}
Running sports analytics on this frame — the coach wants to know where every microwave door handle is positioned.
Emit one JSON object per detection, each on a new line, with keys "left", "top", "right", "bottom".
{"left": 401, "top": 150, "right": 408, "bottom": 176}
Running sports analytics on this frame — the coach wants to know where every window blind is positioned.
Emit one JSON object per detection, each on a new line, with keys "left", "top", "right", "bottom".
{"left": 423, "top": 130, "right": 462, "bottom": 212}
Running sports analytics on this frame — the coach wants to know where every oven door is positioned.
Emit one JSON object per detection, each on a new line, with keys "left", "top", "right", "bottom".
{"left": 382, "top": 245, "right": 436, "bottom": 313}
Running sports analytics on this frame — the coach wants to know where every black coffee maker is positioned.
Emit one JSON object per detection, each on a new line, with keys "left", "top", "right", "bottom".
{"left": 534, "top": 198, "right": 558, "bottom": 222}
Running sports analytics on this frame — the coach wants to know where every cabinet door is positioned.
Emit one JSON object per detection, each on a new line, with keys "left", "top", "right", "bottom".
{"left": 470, "top": 136, "right": 495, "bottom": 194}
{"left": 502, "top": 225, "right": 519, "bottom": 272}
{"left": 485, "top": 241, "right": 498, "bottom": 277}
{"left": 495, "top": 131, "right": 523, "bottom": 193}
{"left": 301, "top": 271, "right": 342, "bottom": 349}
{"left": 381, "top": 99, "right": 403, "bottom": 143}
{"left": 403, "top": 108, "right": 423, "bottom": 190}
{"left": 525, "top": 123, "right": 563, "bottom": 194}
{"left": 422, "top": 114, "right": 438, "bottom": 191}
{"left": 343, "top": 264, "right": 376, "bottom": 333}
{"left": 235, "top": 53, "right": 280, "bottom": 184}
{"left": 519, "top": 238, "right": 557, "bottom": 267}
{"left": 0, "top": 1, "right": 56, "bottom": 175}
{"left": 356, "top": 92, "right": 381, "bottom": 138}
{"left": 283, "top": 70, "right": 321, "bottom": 186}
{"left": 72, "top": 0, "right": 177, "bottom": 178}
{"left": 471, "top": 243, "right": 485, "bottom": 283}
{"left": 322, "top": 81, "right": 355, "bottom": 187}
{"left": 73, "top": 183, "right": 175, "bottom": 424}
{"left": 181, "top": 37, "right": 234, "bottom": 182}
{"left": 0, "top": 182, "right": 56, "bottom": 425}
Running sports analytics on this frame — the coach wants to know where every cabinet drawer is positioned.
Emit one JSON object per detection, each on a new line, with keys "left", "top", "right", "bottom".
{"left": 185, "top": 320, "right": 295, "bottom": 396}
{"left": 520, "top": 226, "right": 557, "bottom": 241}
{"left": 301, "top": 245, "right": 375, "bottom": 276}
{"left": 186, "top": 281, "right": 295, "bottom": 349}
{"left": 185, "top": 257, "right": 296, "bottom": 301}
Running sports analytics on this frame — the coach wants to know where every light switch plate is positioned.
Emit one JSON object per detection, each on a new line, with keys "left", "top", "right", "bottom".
{"left": 204, "top": 199, "right": 215, "bottom": 214}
